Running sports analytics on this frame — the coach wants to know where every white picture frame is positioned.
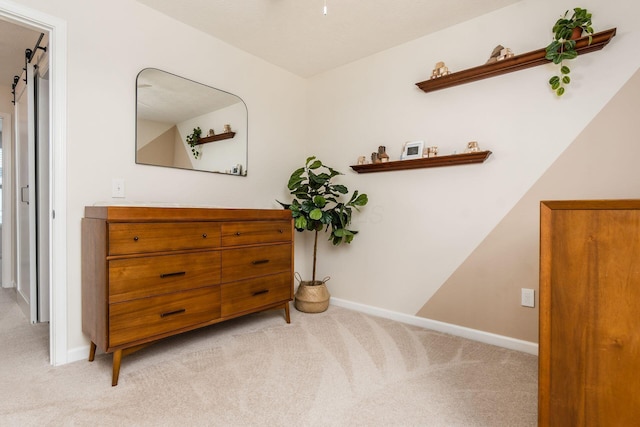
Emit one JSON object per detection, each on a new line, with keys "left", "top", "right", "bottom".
{"left": 401, "top": 140, "right": 424, "bottom": 160}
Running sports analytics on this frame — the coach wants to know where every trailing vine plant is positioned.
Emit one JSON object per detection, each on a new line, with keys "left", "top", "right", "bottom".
{"left": 186, "top": 127, "right": 202, "bottom": 159}
{"left": 545, "top": 7, "right": 594, "bottom": 96}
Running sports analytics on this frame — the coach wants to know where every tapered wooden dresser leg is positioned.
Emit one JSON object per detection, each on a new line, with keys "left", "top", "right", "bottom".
{"left": 112, "top": 349, "right": 123, "bottom": 386}
{"left": 284, "top": 302, "right": 291, "bottom": 324}
{"left": 88, "top": 342, "right": 97, "bottom": 362}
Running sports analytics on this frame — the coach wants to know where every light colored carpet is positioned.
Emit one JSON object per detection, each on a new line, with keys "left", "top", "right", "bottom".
{"left": 0, "top": 287, "right": 537, "bottom": 426}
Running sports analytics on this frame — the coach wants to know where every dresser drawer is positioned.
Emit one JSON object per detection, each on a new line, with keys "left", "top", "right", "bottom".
{"left": 221, "top": 243, "right": 292, "bottom": 282}
{"left": 109, "top": 222, "right": 221, "bottom": 255}
{"left": 109, "top": 286, "right": 221, "bottom": 347}
{"left": 109, "top": 252, "right": 221, "bottom": 303}
{"left": 221, "top": 221, "right": 292, "bottom": 247}
{"left": 221, "top": 273, "right": 292, "bottom": 317}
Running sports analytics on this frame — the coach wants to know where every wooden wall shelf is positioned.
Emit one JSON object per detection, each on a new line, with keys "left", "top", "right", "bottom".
{"left": 350, "top": 151, "right": 492, "bottom": 173}
{"left": 416, "top": 28, "right": 616, "bottom": 93}
{"left": 195, "top": 131, "right": 236, "bottom": 145}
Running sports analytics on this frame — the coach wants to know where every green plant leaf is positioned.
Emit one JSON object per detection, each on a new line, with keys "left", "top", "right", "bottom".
{"left": 560, "top": 65, "right": 570, "bottom": 74}
{"left": 308, "top": 160, "right": 322, "bottom": 170}
{"left": 294, "top": 216, "right": 307, "bottom": 230}
{"left": 352, "top": 193, "right": 368, "bottom": 207}
{"left": 309, "top": 208, "right": 323, "bottom": 220}
{"left": 312, "top": 195, "right": 327, "bottom": 208}
{"left": 562, "top": 76, "right": 571, "bottom": 84}
{"left": 332, "top": 184, "right": 348, "bottom": 194}
{"left": 556, "top": 87, "right": 565, "bottom": 96}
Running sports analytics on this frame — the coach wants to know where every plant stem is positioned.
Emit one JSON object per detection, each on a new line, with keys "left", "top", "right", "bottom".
{"left": 312, "top": 229, "right": 318, "bottom": 283}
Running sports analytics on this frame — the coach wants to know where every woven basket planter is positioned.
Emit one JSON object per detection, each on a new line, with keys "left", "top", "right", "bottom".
{"left": 294, "top": 281, "right": 330, "bottom": 313}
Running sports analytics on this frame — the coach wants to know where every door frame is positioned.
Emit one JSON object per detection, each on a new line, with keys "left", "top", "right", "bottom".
{"left": 0, "top": 111, "right": 12, "bottom": 289}
{"left": 0, "top": 0, "right": 68, "bottom": 366}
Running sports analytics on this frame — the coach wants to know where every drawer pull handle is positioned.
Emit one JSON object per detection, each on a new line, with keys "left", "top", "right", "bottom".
{"left": 252, "top": 259, "right": 269, "bottom": 265}
{"left": 235, "top": 232, "right": 241, "bottom": 236}
{"left": 160, "top": 308, "right": 186, "bottom": 318}
{"left": 253, "top": 289, "right": 269, "bottom": 296}
{"left": 202, "top": 233, "right": 207, "bottom": 238}
{"left": 133, "top": 236, "right": 139, "bottom": 241}
{"left": 160, "top": 271, "right": 186, "bottom": 279}
{"left": 278, "top": 229, "right": 283, "bottom": 233}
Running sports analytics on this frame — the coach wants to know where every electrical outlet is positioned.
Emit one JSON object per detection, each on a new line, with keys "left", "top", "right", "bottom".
{"left": 112, "top": 178, "right": 125, "bottom": 198}
{"left": 521, "top": 288, "right": 535, "bottom": 308}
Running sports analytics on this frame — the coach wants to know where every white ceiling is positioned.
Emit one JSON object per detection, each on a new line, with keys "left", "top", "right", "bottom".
{"left": 137, "top": 68, "right": 244, "bottom": 123}
{"left": 0, "top": 1, "right": 522, "bottom": 89}
{"left": 136, "top": 0, "right": 521, "bottom": 78}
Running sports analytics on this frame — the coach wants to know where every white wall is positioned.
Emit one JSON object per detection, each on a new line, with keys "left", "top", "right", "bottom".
{"left": 10, "top": 0, "right": 309, "bottom": 354}
{"left": 306, "top": 0, "right": 640, "bottom": 317}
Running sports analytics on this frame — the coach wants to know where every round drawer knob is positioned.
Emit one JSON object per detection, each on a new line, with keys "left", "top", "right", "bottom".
{"left": 133, "top": 236, "right": 139, "bottom": 241}
{"left": 202, "top": 233, "right": 207, "bottom": 238}
{"left": 235, "top": 232, "right": 241, "bottom": 236}
{"left": 278, "top": 229, "right": 283, "bottom": 233}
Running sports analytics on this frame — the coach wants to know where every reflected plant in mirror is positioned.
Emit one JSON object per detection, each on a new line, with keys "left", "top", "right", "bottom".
{"left": 136, "top": 68, "right": 248, "bottom": 175}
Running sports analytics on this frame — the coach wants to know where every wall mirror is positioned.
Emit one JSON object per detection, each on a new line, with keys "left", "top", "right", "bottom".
{"left": 136, "top": 68, "right": 248, "bottom": 175}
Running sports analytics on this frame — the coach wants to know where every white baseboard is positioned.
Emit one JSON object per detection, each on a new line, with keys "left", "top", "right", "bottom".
{"left": 67, "top": 299, "right": 539, "bottom": 363}
{"left": 67, "top": 345, "right": 90, "bottom": 364}
{"left": 330, "top": 297, "right": 539, "bottom": 356}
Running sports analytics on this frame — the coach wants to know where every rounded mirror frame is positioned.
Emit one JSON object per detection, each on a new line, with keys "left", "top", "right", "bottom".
{"left": 136, "top": 68, "right": 248, "bottom": 175}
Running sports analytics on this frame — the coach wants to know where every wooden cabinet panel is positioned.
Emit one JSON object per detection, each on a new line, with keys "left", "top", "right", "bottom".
{"left": 108, "top": 251, "right": 221, "bottom": 303}
{"left": 539, "top": 200, "right": 640, "bottom": 426}
{"left": 82, "top": 206, "right": 293, "bottom": 386}
{"left": 109, "top": 286, "right": 221, "bottom": 347}
{"left": 221, "top": 243, "right": 292, "bottom": 282}
{"left": 221, "top": 272, "right": 292, "bottom": 317}
{"left": 108, "top": 222, "right": 221, "bottom": 255}
{"left": 221, "top": 220, "right": 292, "bottom": 246}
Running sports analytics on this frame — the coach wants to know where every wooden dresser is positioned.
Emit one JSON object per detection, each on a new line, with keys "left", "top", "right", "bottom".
{"left": 539, "top": 200, "right": 640, "bottom": 425}
{"left": 82, "top": 206, "right": 293, "bottom": 386}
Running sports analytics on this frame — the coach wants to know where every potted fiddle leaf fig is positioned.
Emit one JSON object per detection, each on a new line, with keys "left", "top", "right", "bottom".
{"left": 545, "top": 7, "right": 594, "bottom": 96}
{"left": 186, "top": 126, "right": 202, "bottom": 159}
{"left": 278, "top": 156, "right": 368, "bottom": 313}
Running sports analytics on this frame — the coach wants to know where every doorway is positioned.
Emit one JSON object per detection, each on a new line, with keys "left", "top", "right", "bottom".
{"left": 0, "top": 3, "right": 68, "bottom": 366}
{"left": 13, "top": 40, "right": 50, "bottom": 324}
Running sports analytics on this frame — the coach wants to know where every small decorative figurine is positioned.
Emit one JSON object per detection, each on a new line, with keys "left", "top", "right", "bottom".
{"left": 464, "top": 141, "right": 480, "bottom": 153}
{"left": 430, "top": 61, "right": 450, "bottom": 79}
{"left": 377, "top": 146, "right": 389, "bottom": 163}
{"left": 486, "top": 45, "right": 514, "bottom": 64}
{"left": 426, "top": 146, "right": 439, "bottom": 158}
{"left": 223, "top": 124, "right": 232, "bottom": 133}
{"left": 208, "top": 129, "right": 215, "bottom": 136}
{"left": 372, "top": 152, "right": 381, "bottom": 164}
{"left": 357, "top": 156, "right": 366, "bottom": 165}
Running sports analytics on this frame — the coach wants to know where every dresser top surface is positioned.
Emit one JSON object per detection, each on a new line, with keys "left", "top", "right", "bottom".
{"left": 541, "top": 199, "right": 640, "bottom": 211}
{"left": 84, "top": 205, "right": 292, "bottom": 222}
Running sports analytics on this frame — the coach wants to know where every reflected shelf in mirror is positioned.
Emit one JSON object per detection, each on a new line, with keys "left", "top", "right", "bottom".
{"left": 196, "top": 131, "right": 236, "bottom": 145}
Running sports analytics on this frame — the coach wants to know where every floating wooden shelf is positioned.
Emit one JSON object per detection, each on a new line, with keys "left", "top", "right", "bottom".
{"left": 195, "top": 131, "right": 236, "bottom": 145}
{"left": 350, "top": 151, "right": 492, "bottom": 174}
{"left": 416, "top": 28, "right": 616, "bottom": 93}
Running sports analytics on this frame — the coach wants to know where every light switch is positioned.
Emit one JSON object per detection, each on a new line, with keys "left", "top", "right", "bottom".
{"left": 112, "top": 178, "right": 125, "bottom": 198}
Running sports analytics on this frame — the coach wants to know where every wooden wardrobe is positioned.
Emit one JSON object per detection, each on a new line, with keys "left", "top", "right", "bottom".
{"left": 539, "top": 200, "right": 640, "bottom": 425}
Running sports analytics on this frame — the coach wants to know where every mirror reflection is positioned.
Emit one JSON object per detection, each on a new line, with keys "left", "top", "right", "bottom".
{"left": 136, "top": 68, "right": 247, "bottom": 175}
